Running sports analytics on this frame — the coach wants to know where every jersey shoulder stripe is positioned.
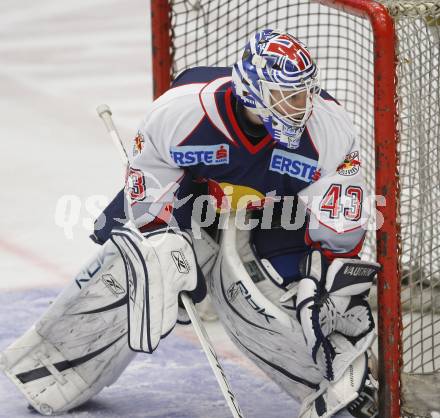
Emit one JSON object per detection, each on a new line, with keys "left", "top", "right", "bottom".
{"left": 172, "top": 66, "right": 232, "bottom": 87}
{"left": 199, "top": 76, "right": 238, "bottom": 146}
{"left": 318, "top": 89, "right": 341, "bottom": 105}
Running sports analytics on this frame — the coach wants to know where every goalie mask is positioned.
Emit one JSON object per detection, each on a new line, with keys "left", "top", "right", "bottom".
{"left": 232, "top": 29, "right": 320, "bottom": 148}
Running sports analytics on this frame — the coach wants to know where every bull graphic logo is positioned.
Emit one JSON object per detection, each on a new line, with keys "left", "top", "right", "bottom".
{"left": 171, "top": 250, "right": 190, "bottom": 274}
{"left": 264, "top": 34, "right": 312, "bottom": 71}
{"left": 337, "top": 151, "right": 361, "bottom": 176}
{"left": 133, "top": 132, "right": 145, "bottom": 156}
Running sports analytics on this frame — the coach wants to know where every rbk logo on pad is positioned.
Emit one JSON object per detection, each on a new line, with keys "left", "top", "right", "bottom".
{"left": 171, "top": 251, "right": 190, "bottom": 274}
{"left": 269, "top": 149, "right": 317, "bottom": 182}
{"left": 102, "top": 274, "right": 125, "bottom": 296}
{"left": 226, "top": 283, "right": 240, "bottom": 303}
{"left": 170, "top": 144, "right": 229, "bottom": 166}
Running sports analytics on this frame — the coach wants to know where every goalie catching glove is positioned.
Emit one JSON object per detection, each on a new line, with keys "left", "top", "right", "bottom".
{"left": 110, "top": 224, "right": 206, "bottom": 353}
{"left": 296, "top": 250, "right": 380, "bottom": 381}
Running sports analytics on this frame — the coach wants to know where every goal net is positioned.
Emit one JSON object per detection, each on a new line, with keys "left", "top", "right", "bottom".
{"left": 151, "top": 1, "right": 440, "bottom": 416}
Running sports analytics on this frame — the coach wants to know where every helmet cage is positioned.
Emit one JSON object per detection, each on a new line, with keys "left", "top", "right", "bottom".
{"left": 259, "top": 76, "right": 321, "bottom": 128}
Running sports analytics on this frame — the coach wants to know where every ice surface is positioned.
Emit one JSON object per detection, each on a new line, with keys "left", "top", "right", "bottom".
{"left": 0, "top": 1, "right": 351, "bottom": 416}
{"left": 0, "top": 0, "right": 152, "bottom": 290}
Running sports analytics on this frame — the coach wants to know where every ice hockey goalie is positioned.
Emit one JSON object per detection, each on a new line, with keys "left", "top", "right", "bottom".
{"left": 1, "top": 29, "right": 380, "bottom": 418}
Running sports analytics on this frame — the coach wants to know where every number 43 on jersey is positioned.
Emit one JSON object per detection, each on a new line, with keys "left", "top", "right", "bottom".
{"left": 320, "top": 184, "right": 363, "bottom": 222}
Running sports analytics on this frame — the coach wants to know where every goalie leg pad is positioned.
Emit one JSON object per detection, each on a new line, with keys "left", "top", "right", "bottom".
{"left": 208, "top": 215, "right": 375, "bottom": 408}
{"left": 298, "top": 346, "right": 369, "bottom": 418}
{"left": 0, "top": 240, "right": 135, "bottom": 415}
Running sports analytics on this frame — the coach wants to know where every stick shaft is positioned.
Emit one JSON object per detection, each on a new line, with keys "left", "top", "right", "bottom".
{"left": 181, "top": 293, "right": 244, "bottom": 418}
{"left": 96, "top": 104, "right": 245, "bottom": 418}
{"left": 96, "top": 104, "right": 129, "bottom": 163}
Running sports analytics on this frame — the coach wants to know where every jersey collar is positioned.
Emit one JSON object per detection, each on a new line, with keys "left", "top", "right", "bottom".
{"left": 224, "top": 88, "right": 274, "bottom": 154}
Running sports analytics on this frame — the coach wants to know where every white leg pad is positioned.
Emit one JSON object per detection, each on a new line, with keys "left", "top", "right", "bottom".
{"left": 0, "top": 326, "right": 132, "bottom": 415}
{"left": 0, "top": 240, "right": 135, "bottom": 415}
{"left": 298, "top": 349, "right": 368, "bottom": 418}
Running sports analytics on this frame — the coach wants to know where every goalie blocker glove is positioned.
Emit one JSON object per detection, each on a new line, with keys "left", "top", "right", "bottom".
{"left": 111, "top": 224, "right": 206, "bottom": 353}
{"left": 296, "top": 250, "right": 380, "bottom": 381}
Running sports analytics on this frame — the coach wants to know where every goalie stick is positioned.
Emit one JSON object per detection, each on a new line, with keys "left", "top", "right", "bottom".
{"left": 96, "top": 104, "right": 245, "bottom": 418}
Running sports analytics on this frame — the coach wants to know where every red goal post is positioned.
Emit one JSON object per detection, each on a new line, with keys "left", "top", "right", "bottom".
{"left": 151, "top": 1, "right": 172, "bottom": 98}
{"left": 313, "top": 3, "right": 400, "bottom": 415}
{"left": 316, "top": 3, "right": 400, "bottom": 417}
{"left": 150, "top": 1, "right": 440, "bottom": 417}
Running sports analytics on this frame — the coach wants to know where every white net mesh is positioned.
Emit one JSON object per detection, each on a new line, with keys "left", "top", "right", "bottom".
{"left": 165, "top": 1, "right": 440, "bottom": 416}
{"left": 385, "top": 2, "right": 440, "bottom": 416}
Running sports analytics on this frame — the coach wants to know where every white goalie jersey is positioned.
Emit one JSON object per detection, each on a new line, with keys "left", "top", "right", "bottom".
{"left": 125, "top": 67, "right": 370, "bottom": 260}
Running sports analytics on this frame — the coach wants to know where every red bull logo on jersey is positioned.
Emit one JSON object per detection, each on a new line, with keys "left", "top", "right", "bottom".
{"left": 337, "top": 151, "right": 361, "bottom": 176}
{"left": 133, "top": 131, "right": 145, "bottom": 156}
{"left": 208, "top": 180, "right": 266, "bottom": 211}
{"left": 269, "top": 149, "right": 317, "bottom": 183}
{"left": 170, "top": 144, "right": 229, "bottom": 166}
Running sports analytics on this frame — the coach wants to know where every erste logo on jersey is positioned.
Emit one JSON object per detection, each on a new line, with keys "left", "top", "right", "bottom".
{"left": 269, "top": 149, "right": 317, "bottom": 183}
{"left": 337, "top": 151, "right": 361, "bottom": 176}
{"left": 170, "top": 144, "right": 229, "bottom": 166}
{"left": 263, "top": 34, "right": 311, "bottom": 71}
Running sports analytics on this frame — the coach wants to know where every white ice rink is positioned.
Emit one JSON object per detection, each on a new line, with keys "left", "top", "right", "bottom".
{"left": 0, "top": 2, "right": 351, "bottom": 416}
